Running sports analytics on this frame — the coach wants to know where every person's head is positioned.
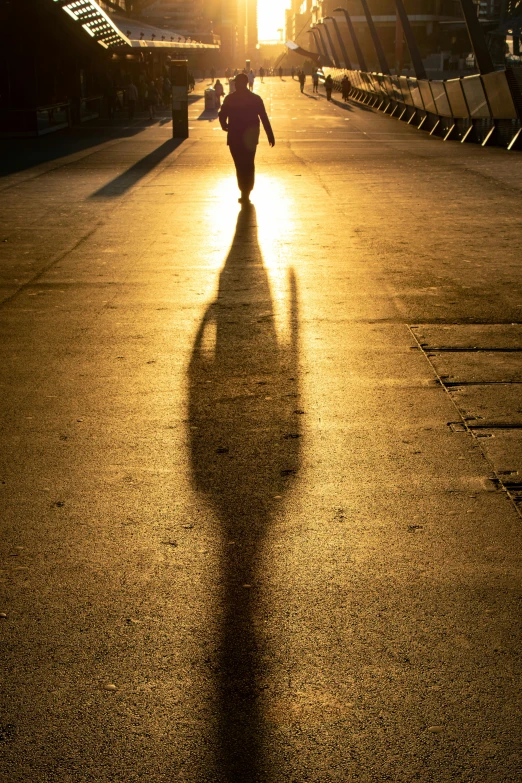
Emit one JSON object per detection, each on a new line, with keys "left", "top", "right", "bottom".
{"left": 234, "top": 72, "right": 248, "bottom": 91}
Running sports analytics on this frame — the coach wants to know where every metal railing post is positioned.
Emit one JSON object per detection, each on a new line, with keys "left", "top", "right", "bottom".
{"left": 321, "top": 20, "right": 342, "bottom": 68}
{"left": 325, "top": 16, "right": 352, "bottom": 69}
{"left": 359, "top": 0, "right": 391, "bottom": 74}
{"left": 394, "top": 0, "right": 427, "bottom": 79}
{"left": 459, "top": 0, "right": 495, "bottom": 74}
{"left": 315, "top": 24, "right": 334, "bottom": 65}
{"left": 308, "top": 29, "right": 329, "bottom": 63}
{"left": 334, "top": 7, "right": 368, "bottom": 71}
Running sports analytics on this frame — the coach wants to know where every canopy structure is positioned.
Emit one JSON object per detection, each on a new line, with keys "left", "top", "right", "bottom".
{"left": 110, "top": 16, "right": 219, "bottom": 49}
{"left": 286, "top": 40, "right": 321, "bottom": 65}
{"left": 52, "top": 0, "right": 131, "bottom": 49}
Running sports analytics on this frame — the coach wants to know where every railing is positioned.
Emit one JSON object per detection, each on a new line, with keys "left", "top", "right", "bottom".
{"left": 323, "top": 66, "right": 522, "bottom": 150}
{"left": 0, "top": 102, "right": 71, "bottom": 137}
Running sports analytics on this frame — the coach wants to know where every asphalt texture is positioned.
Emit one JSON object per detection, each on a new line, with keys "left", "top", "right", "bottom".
{"left": 1, "top": 78, "right": 522, "bottom": 783}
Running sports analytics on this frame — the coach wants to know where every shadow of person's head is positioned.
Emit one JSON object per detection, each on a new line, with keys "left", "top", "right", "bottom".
{"left": 187, "top": 205, "right": 301, "bottom": 779}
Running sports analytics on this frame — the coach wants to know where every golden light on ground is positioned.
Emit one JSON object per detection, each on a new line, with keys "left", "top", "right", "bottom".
{"left": 257, "top": 0, "right": 292, "bottom": 42}
{"left": 207, "top": 173, "right": 296, "bottom": 342}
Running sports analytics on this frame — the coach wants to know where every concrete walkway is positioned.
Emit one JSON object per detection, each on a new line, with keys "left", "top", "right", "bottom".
{"left": 1, "top": 79, "right": 522, "bottom": 783}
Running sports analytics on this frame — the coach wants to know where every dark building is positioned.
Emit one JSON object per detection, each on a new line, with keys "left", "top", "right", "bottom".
{"left": 0, "top": 0, "right": 131, "bottom": 136}
{"left": 0, "top": 0, "right": 218, "bottom": 137}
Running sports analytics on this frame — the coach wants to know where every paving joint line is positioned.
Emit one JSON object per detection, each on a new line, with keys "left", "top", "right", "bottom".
{"left": 407, "top": 323, "right": 522, "bottom": 519}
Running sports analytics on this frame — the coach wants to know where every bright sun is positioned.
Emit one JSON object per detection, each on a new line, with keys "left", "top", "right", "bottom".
{"left": 257, "top": 0, "right": 291, "bottom": 43}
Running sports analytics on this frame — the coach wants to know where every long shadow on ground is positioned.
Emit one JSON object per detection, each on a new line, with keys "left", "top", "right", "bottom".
{"left": 90, "top": 138, "right": 185, "bottom": 198}
{"left": 0, "top": 94, "right": 202, "bottom": 178}
{"left": 187, "top": 205, "right": 301, "bottom": 781}
{"left": 0, "top": 124, "right": 146, "bottom": 178}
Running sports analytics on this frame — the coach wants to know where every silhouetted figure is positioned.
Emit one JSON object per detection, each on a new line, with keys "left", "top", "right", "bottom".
{"left": 125, "top": 79, "right": 138, "bottom": 119}
{"left": 259, "top": 66, "right": 265, "bottom": 82}
{"left": 312, "top": 69, "right": 319, "bottom": 93}
{"left": 146, "top": 81, "right": 159, "bottom": 119}
{"left": 279, "top": 66, "right": 283, "bottom": 79}
{"left": 218, "top": 73, "right": 275, "bottom": 204}
{"left": 298, "top": 69, "right": 306, "bottom": 93}
{"left": 341, "top": 74, "right": 351, "bottom": 102}
{"left": 325, "top": 73, "right": 333, "bottom": 101}
{"left": 214, "top": 78, "right": 224, "bottom": 106}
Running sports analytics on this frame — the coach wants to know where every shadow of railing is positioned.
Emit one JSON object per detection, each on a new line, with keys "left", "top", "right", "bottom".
{"left": 187, "top": 205, "right": 300, "bottom": 780}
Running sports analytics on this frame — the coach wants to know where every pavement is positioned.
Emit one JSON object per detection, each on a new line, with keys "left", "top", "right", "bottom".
{"left": 1, "top": 78, "right": 522, "bottom": 783}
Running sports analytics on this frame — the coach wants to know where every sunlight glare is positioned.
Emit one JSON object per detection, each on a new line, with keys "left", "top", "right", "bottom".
{"left": 257, "top": 0, "right": 292, "bottom": 43}
{"left": 207, "top": 173, "right": 296, "bottom": 343}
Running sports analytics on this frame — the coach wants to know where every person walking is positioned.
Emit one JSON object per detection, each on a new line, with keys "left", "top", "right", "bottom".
{"left": 138, "top": 73, "right": 147, "bottom": 110}
{"left": 259, "top": 66, "right": 265, "bottom": 83}
{"left": 298, "top": 69, "right": 306, "bottom": 93}
{"left": 162, "top": 74, "right": 172, "bottom": 107}
{"left": 125, "top": 78, "right": 138, "bottom": 120}
{"left": 291, "top": 66, "right": 295, "bottom": 80}
{"left": 341, "top": 74, "right": 351, "bottom": 102}
{"left": 247, "top": 69, "right": 255, "bottom": 92}
{"left": 324, "top": 73, "right": 333, "bottom": 101}
{"left": 312, "top": 69, "right": 320, "bottom": 93}
{"left": 210, "top": 67, "right": 216, "bottom": 83}
{"left": 155, "top": 77, "right": 163, "bottom": 108}
{"left": 218, "top": 72, "right": 275, "bottom": 204}
{"left": 279, "top": 66, "right": 283, "bottom": 79}
{"left": 146, "top": 81, "right": 159, "bottom": 120}
{"left": 214, "top": 78, "right": 224, "bottom": 106}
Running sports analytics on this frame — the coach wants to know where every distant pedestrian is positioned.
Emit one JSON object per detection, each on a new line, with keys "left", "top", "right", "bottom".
{"left": 279, "top": 66, "right": 283, "bottom": 79}
{"left": 188, "top": 71, "right": 195, "bottom": 91}
{"left": 259, "top": 66, "right": 265, "bottom": 83}
{"left": 291, "top": 66, "right": 295, "bottom": 80}
{"left": 155, "top": 78, "right": 163, "bottom": 108}
{"left": 312, "top": 69, "right": 319, "bottom": 93}
{"left": 138, "top": 73, "right": 147, "bottom": 108}
{"left": 298, "top": 70, "right": 306, "bottom": 93}
{"left": 341, "top": 74, "right": 351, "bottom": 102}
{"left": 210, "top": 67, "right": 216, "bottom": 83}
{"left": 146, "top": 81, "right": 159, "bottom": 119}
{"left": 218, "top": 72, "right": 275, "bottom": 204}
{"left": 324, "top": 74, "right": 333, "bottom": 101}
{"left": 214, "top": 78, "right": 224, "bottom": 106}
{"left": 225, "top": 67, "right": 230, "bottom": 82}
{"left": 163, "top": 75, "right": 172, "bottom": 106}
{"left": 247, "top": 69, "right": 255, "bottom": 91}
{"left": 125, "top": 78, "right": 138, "bottom": 119}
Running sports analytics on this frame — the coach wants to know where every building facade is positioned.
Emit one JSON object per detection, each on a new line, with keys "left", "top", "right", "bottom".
{"left": 291, "top": 0, "right": 497, "bottom": 74}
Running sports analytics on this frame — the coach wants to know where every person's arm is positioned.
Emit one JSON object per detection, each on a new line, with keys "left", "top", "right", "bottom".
{"left": 258, "top": 99, "right": 275, "bottom": 147}
{"left": 218, "top": 99, "right": 229, "bottom": 131}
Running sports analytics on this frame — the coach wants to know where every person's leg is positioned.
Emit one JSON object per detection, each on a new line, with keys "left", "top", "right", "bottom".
{"left": 229, "top": 144, "right": 256, "bottom": 201}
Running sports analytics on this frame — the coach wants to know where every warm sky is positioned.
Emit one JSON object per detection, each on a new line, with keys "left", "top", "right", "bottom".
{"left": 257, "top": 0, "right": 292, "bottom": 42}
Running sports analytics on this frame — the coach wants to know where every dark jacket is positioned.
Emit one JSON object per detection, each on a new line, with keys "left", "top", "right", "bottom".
{"left": 219, "top": 89, "right": 274, "bottom": 150}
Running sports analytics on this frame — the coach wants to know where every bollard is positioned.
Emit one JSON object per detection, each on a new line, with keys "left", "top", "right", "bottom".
{"left": 170, "top": 59, "right": 188, "bottom": 139}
